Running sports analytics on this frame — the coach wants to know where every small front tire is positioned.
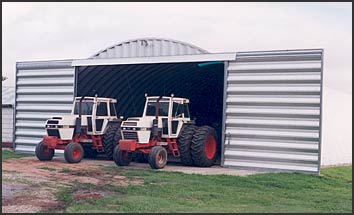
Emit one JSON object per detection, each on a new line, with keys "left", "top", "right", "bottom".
{"left": 64, "top": 142, "right": 84, "bottom": 163}
{"left": 35, "top": 141, "right": 54, "bottom": 161}
{"left": 113, "top": 145, "right": 132, "bottom": 166}
{"left": 148, "top": 146, "right": 168, "bottom": 169}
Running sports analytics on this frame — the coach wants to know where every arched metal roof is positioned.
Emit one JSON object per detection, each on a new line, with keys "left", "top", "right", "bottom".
{"left": 90, "top": 37, "right": 209, "bottom": 59}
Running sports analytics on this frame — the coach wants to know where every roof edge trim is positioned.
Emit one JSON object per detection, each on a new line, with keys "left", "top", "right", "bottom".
{"left": 73, "top": 52, "right": 236, "bottom": 67}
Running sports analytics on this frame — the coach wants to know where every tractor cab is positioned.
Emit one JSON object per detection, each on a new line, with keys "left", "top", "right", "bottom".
{"left": 121, "top": 95, "right": 191, "bottom": 144}
{"left": 143, "top": 95, "right": 191, "bottom": 138}
{"left": 71, "top": 97, "right": 118, "bottom": 135}
{"left": 45, "top": 96, "right": 118, "bottom": 141}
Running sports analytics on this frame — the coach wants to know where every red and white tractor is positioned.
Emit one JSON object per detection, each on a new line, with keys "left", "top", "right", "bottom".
{"left": 113, "top": 94, "right": 217, "bottom": 169}
{"left": 35, "top": 96, "right": 122, "bottom": 163}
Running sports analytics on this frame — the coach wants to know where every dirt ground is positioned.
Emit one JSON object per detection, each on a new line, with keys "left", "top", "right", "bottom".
{"left": 2, "top": 156, "right": 262, "bottom": 213}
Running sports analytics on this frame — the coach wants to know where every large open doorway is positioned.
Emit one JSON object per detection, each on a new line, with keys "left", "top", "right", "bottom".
{"left": 76, "top": 62, "right": 225, "bottom": 161}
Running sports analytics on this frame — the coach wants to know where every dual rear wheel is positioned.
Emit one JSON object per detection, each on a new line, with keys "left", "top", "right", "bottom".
{"left": 177, "top": 125, "right": 217, "bottom": 167}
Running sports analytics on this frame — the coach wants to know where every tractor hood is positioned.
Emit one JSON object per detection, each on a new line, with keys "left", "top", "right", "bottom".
{"left": 121, "top": 116, "right": 156, "bottom": 129}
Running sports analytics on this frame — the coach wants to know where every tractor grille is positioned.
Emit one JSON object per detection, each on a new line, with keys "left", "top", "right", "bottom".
{"left": 47, "top": 129, "right": 60, "bottom": 138}
{"left": 47, "top": 120, "right": 59, "bottom": 124}
{"left": 123, "top": 121, "right": 137, "bottom": 126}
{"left": 122, "top": 131, "right": 138, "bottom": 140}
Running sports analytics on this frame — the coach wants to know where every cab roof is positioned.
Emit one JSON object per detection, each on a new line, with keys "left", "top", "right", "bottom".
{"left": 74, "top": 97, "right": 117, "bottom": 103}
{"left": 146, "top": 96, "right": 189, "bottom": 103}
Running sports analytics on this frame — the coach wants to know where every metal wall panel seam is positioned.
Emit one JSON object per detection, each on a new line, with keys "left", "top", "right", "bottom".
{"left": 317, "top": 49, "right": 324, "bottom": 175}
{"left": 13, "top": 63, "right": 18, "bottom": 150}
{"left": 221, "top": 61, "right": 229, "bottom": 167}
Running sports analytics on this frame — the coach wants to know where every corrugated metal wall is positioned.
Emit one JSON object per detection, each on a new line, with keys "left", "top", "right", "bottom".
{"left": 223, "top": 49, "right": 323, "bottom": 173}
{"left": 2, "top": 107, "right": 14, "bottom": 143}
{"left": 90, "top": 37, "right": 208, "bottom": 59}
{"left": 14, "top": 60, "right": 74, "bottom": 153}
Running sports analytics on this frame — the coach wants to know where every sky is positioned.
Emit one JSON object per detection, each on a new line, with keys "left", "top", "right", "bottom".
{"left": 2, "top": 2, "right": 352, "bottom": 93}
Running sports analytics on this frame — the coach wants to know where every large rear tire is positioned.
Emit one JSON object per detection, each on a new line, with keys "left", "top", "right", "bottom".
{"left": 113, "top": 145, "right": 132, "bottom": 166}
{"left": 64, "top": 142, "right": 84, "bottom": 163}
{"left": 102, "top": 122, "right": 121, "bottom": 160}
{"left": 191, "top": 126, "right": 217, "bottom": 167}
{"left": 177, "top": 124, "right": 196, "bottom": 166}
{"left": 35, "top": 141, "right": 54, "bottom": 161}
{"left": 148, "top": 146, "right": 168, "bottom": 169}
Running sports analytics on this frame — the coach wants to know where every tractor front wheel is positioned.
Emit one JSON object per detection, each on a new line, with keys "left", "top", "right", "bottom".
{"left": 148, "top": 146, "right": 168, "bottom": 169}
{"left": 191, "top": 126, "right": 217, "bottom": 167}
{"left": 35, "top": 141, "right": 54, "bottom": 161}
{"left": 113, "top": 145, "right": 132, "bottom": 166}
{"left": 64, "top": 142, "right": 84, "bottom": 163}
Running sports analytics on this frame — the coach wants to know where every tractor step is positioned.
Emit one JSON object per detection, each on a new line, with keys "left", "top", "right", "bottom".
{"left": 156, "top": 142, "right": 168, "bottom": 146}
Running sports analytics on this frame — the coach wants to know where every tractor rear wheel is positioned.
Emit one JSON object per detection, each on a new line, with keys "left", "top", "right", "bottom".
{"left": 83, "top": 145, "right": 98, "bottom": 159}
{"left": 35, "top": 141, "right": 54, "bottom": 161}
{"left": 102, "top": 122, "right": 121, "bottom": 160}
{"left": 177, "top": 124, "right": 196, "bottom": 166}
{"left": 148, "top": 146, "right": 168, "bottom": 169}
{"left": 191, "top": 126, "right": 217, "bottom": 167}
{"left": 64, "top": 142, "right": 84, "bottom": 163}
{"left": 113, "top": 145, "right": 132, "bottom": 166}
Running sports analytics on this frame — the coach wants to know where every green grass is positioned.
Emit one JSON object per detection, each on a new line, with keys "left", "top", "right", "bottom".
{"left": 39, "top": 167, "right": 56, "bottom": 172}
{"left": 2, "top": 149, "right": 32, "bottom": 161}
{"left": 59, "top": 168, "right": 71, "bottom": 173}
{"left": 52, "top": 165, "right": 352, "bottom": 213}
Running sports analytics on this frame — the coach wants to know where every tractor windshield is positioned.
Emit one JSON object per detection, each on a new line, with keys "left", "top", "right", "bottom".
{"left": 145, "top": 102, "right": 169, "bottom": 116}
{"left": 73, "top": 101, "right": 94, "bottom": 115}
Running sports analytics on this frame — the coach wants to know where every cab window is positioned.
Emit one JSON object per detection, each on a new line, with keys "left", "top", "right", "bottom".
{"left": 146, "top": 102, "right": 169, "bottom": 116}
{"left": 172, "top": 102, "right": 184, "bottom": 118}
{"left": 74, "top": 101, "right": 93, "bottom": 115}
{"left": 109, "top": 103, "right": 117, "bottom": 116}
{"left": 96, "top": 102, "right": 108, "bottom": 116}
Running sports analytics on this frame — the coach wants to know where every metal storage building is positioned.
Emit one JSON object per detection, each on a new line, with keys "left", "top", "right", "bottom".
{"left": 2, "top": 86, "right": 15, "bottom": 146}
{"left": 14, "top": 37, "right": 324, "bottom": 174}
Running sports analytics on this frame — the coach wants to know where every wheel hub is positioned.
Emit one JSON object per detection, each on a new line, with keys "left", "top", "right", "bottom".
{"left": 204, "top": 135, "right": 216, "bottom": 159}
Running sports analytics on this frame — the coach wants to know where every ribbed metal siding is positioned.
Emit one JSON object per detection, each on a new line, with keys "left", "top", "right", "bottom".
{"left": 14, "top": 60, "right": 74, "bottom": 153}
{"left": 90, "top": 37, "right": 208, "bottom": 59}
{"left": 223, "top": 49, "right": 323, "bottom": 173}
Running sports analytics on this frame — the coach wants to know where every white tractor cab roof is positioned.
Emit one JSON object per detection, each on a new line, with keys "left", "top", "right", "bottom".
{"left": 143, "top": 96, "right": 190, "bottom": 118}
{"left": 146, "top": 96, "right": 189, "bottom": 104}
{"left": 71, "top": 96, "right": 117, "bottom": 116}
{"left": 74, "top": 96, "right": 117, "bottom": 103}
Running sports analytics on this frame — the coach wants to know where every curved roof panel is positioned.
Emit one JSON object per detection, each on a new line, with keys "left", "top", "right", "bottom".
{"left": 90, "top": 37, "right": 209, "bottom": 59}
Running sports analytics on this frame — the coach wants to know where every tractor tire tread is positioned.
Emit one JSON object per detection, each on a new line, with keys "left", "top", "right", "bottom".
{"left": 64, "top": 142, "right": 84, "bottom": 163}
{"left": 177, "top": 124, "right": 197, "bottom": 166}
{"left": 102, "top": 122, "right": 121, "bottom": 160}
{"left": 191, "top": 126, "right": 217, "bottom": 167}
{"left": 35, "top": 141, "right": 54, "bottom": 161}
{"left": 148, "top": 146, "right": 168, "bottom": 169}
